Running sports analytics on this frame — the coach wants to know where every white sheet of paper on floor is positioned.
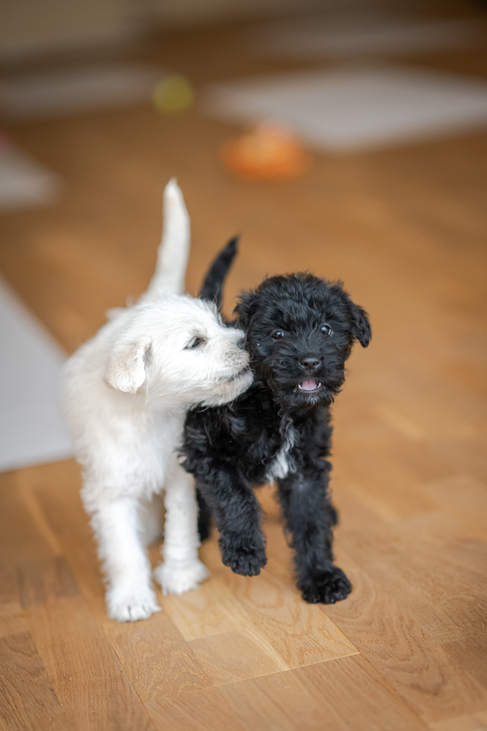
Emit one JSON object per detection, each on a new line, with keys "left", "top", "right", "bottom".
{"left": 0, "top": 275, "right": 73, "bottom": 472}
{"left": 202, "top": 65, "right": 487, "bottom": 152}
{"left": 0, "top": 144, "right": 62, "bottom": 211}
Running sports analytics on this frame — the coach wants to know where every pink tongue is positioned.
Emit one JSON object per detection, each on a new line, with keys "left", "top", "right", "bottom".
{"left": 301, "top": 379, "right": 318, "bottom": 391}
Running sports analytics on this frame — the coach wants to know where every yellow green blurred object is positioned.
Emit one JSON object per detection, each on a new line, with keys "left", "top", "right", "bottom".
{"left": 152, "top": 75, "right": 193, "bottom": 113}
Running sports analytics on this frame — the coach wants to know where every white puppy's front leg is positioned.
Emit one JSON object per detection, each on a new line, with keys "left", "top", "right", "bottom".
{"left": 90, "top": 497, "right": 161, "bottom": 621}
{"left": 154, "top": 465, "right": 210, "bottom": 595}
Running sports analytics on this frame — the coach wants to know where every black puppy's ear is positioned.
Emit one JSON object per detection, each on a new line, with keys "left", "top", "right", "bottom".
{"left": 234, "top": 289, "right": 259, "bottom": 328}
{"left": 349, "top": 302, "right": 371, "bottom": 348}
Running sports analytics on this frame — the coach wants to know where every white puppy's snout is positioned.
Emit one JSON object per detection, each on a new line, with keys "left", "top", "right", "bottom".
{"left": 229, "top": 327, "right": 246, "bottom": 347}
{"left": 228, "top": 332, "right": 248, "bottom": 360}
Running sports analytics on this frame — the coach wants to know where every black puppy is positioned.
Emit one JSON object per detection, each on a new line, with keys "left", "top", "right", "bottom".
{"left": 185, "top": 241, "right": 371, "bottom": 604}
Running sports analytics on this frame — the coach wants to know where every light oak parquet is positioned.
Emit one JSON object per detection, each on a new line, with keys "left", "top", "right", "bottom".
{"left": 0, "top": 629, "right": 67, "bottom": 731}
{"left": 0, "top": 7, "right": 486, "bottom": 729}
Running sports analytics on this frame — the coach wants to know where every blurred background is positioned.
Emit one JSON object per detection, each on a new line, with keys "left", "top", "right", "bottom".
{"left": 1, "top": 5, "right": 487, "bottom": 728}
{"left": 0, "top": 0, "right": 486, "bottom": 481}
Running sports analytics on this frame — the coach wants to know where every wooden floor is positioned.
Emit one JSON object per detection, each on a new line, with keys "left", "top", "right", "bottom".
{"left": 1, "top": 7, "right": 487, "bottom": 730}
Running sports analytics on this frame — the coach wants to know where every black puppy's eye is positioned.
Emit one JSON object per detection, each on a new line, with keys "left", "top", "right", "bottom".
{"left": 271, "top": 329, "right": 285, "bottom": 340}
{"left": 187, "top": 337, "right": 205, "bottom": 349}
{"left": 320, "top": 324, "right": 333, "bottom": 337}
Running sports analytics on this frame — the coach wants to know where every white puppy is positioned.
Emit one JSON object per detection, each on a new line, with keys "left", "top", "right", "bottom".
{"left": 63, "top": 181, "right": 252, "bottom": 621}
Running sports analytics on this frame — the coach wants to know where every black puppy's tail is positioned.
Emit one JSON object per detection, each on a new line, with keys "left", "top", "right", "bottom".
{"left": 199, "top": 235, "right": 239, "bottom": 309}
{"left": 196, "top": 235, "right": 239, "bottom": 542}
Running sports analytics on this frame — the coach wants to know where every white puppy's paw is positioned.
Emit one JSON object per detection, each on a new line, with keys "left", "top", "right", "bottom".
{"left": 106, "top": 585, "right": 161, "bottom": 622}
{"left": 154, "top": 559, "right": 210, "bottom": 595}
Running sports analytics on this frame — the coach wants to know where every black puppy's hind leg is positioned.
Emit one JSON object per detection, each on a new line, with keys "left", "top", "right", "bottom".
{"left": 277, "top": 469, "right": 351, "bottom": 604}
{"left": 196, "top": 488, "right": 212, "bottom": 542}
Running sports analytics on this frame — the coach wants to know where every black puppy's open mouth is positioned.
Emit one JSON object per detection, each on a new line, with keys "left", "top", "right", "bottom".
{"left": 297, "top": 379, "right": 322, "bottom": 394}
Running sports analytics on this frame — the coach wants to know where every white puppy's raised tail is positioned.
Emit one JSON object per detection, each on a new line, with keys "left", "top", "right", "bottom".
{"left": 143, "top": 179, "right": 190, "bottom": 300}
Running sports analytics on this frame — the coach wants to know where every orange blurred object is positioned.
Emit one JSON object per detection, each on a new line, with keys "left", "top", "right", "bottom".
{"left": 220, "top": 123, "right": 310, "bottom": 181}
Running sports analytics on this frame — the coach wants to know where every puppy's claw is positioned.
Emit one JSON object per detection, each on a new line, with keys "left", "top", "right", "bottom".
{"left": 300, "top": 566, "right": 352, "bottom": 605}
{"left": 107, "top": 590, "right": 161, "bottom": 622}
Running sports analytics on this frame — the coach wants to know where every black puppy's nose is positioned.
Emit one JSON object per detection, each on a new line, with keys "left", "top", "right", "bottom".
{"left": 299, "top": 355, "right": 320, "bottom": 371}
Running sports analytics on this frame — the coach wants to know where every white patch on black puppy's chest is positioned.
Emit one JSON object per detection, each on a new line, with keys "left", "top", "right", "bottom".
{"left": 266, "top": 418, "right": 297, "bottom": 484}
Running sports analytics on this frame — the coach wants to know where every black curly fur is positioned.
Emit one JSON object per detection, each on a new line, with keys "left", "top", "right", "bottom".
{"left": 199, "top": 236, "right": 239, "bottom": 309}
{"left": 190, "top": 263, "right": 371, "bottom": 604}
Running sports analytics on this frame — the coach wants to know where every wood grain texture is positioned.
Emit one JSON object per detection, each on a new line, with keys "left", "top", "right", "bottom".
{"left": 27, "top": 598, "right": 156, "bottom": 731}
{"left": 0, "top": 631, "right": 67, "bottom": 731}
{"left": 0, "top": 5, "right": 486, "bottom": 729}
{"left": 219, "top": 656, "right": 429, "bottom": 731}
{"left": 430, "top": 710, "right": 487, "bottom": 731}
{"left": 321, "top": 558, "right": 487, "bottom": 724}
{"left": 106, "top": 607, "right": 215, "bottom": 702}
{"left": 146, "top": 687, "right": 247, "bottom": 731}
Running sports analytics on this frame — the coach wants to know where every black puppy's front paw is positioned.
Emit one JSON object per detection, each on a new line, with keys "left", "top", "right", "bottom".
{"left": 300, "top": 566, "right": 352, "bottom": 604}
{"left": 221, "top": 543, "right": 267, "bottom": 576}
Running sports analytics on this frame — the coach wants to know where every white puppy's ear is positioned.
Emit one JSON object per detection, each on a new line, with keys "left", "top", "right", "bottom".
{"left": 104, "top": 337, "right": 152, "bottom": 393}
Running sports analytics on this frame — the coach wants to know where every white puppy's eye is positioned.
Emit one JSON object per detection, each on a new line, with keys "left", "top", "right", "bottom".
{"left": 187, "top": 336, "right": 206, "bottom": 349}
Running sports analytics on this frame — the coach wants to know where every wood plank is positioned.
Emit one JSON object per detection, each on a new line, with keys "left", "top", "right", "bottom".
{"left": 18, "top": 556, "right": 80, "bottom": 608}
{"left": 219, "top": 656, "right": 429, "bottom": 731}
{"left": 221, "top": 562, "right": 358, "bottom": 668}
{"left": 429, "top": 438, "right": 487, "bottom": 485}
{"left": 17, "top": 461, "right": 108, "bottom": 619}
{"left": 14, "top": 468, "right": 64, "bottom": 556}
{"left": 18, "top": 465, "right": 238, "bottom": 706}
{"left": 161, "top": 571, "right": 259, "bottom": 641}
{"left": 18, "top": 464, "right": 216, "bottom": 705}
{"left": 186, "top": 630, "right": 286, "bottom": 686}
{"left": 163, "top": 544, "right": 354, "bottom": 672}
{"left": 0, "top": 631, "right": 67, "bottom": 731}
{"left": 429, "top": 710, "right": 487, "bottom": 731}
{"left": 0, "top": 562, "right": 22, "bottom": 614}
{"left": 19, "top": 556, "right": 155, "bottom": 731}
{"left": 146, "top": 687, "right": 246, "bottom": 731}
{"left": 0, "top": 473, "right": 54, "bottom": 564}
{"left": 0, "top": 610, "right": 29, "bottom": 640}
{"left": 106, "top": 608, "right": 214, "bottom": 703}
{"left": 162, "top": 573, "right": 289, "bottom": 676}
{"left": 152, "top": 673, "right": 323, "bottom": 731}
{"left": 424, "top": 475, "right": 487, "bottom": 541}
{"left": 321, "top": 561, "right": 487, "bottom": 724}
{"left": 333, "top": 426, "right": 449, "bottom": 521}
{"left": 338, "top": 520, "right": 487, "bottom": 646}
{"left": 441, "top": 635, "right": 487, "bottom": 696}
{"left": 389, "top": 510, "right": 487, "bottom": 581}
{"left": 295, "top": 656, "right": 429, "bottom": 731}
{"left": 27, "top": 597, "right": 156, "bottom": 731}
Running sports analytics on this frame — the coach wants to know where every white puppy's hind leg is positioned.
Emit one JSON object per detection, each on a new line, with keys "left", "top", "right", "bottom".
{"left": 140, "top": 494, "right": 164, "bottom": 546}
{"left": 90, "top": 497, "right": 161, "bottom": 621}
{"left": 154, "top": 466, "right": 210, "bottom": 595}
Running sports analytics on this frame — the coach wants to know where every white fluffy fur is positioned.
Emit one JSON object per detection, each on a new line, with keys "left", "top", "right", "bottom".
{"left": 63, "top": 181, "right": 252, "bottom": 622}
